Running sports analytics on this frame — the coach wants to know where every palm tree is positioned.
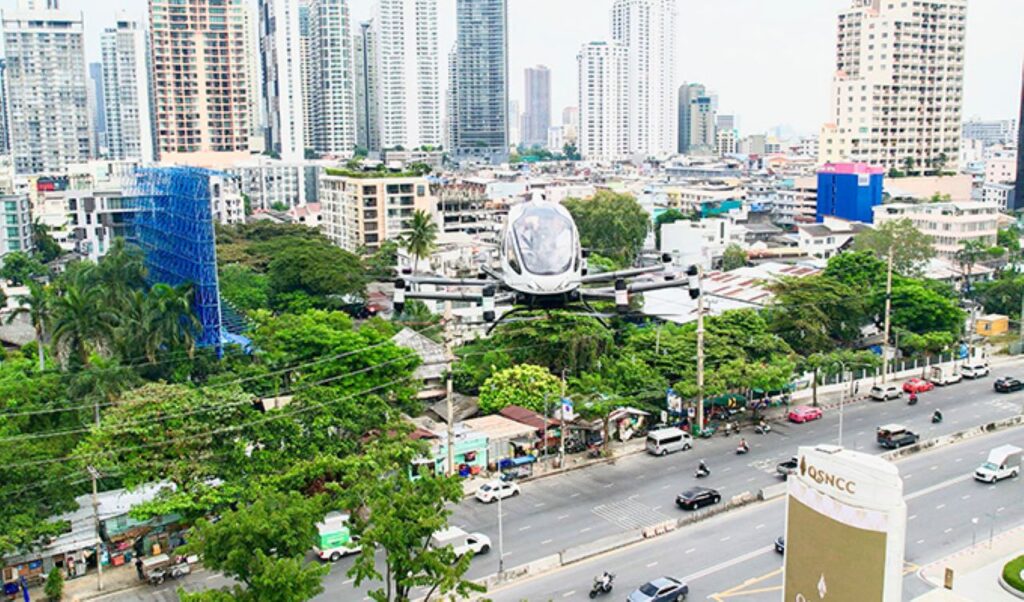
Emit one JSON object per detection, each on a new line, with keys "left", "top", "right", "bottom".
{"left": 402, "top": 210, "right": 438, "bottom": 275}
{"left": 92, "top": 238, "right": 147, "bottom": 304}
{"left": 50, "top": 283, "right": 117, "bottom": 368}
{"left": 146, "top": 283, "right": 201, "bottom": 360}
{"left": 955, "top": 239, "right": 989, "bottom": 295}
{"left": 7, "top": 280, "right": 51, "bottom": 371}
{"left": 65, "top": 355, "right": 140, "bottom": 418}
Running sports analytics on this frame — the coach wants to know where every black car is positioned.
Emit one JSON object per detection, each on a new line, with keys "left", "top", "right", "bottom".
{"left": 774, "top": 536, "right": 785, "bottom": 554}
{"left": 994, "top": 377, "right": 1023, "bottom": 393}
{"left": 675, "top": 486, "right": 721, "bottom": 510}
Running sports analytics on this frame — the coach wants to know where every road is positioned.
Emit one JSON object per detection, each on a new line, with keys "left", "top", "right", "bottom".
{"left": 485, "top": 422, "right": 1024, "bottom": 601}
{"left": 115, "top": 371, "right": 1024, "bottom": 601}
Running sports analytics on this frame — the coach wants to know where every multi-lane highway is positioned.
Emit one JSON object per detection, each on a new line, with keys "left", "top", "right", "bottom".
{"left": 117, "top": 368, "right": 1024, "bottom": 601}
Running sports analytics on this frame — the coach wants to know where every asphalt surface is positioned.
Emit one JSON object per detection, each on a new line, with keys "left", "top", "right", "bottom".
{"left": 485, "top": 422, "right": 1024, "bottom": 602}
{"left": 107, "top": 369, "right": 1024, "bottom": 601}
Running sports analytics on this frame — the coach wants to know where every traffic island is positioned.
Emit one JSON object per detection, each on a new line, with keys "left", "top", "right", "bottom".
{"left": 1000, "top": 555, "right": 1024, "bottom": 598}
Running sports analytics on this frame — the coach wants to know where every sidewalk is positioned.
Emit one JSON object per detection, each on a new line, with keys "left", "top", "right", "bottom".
{"left": 915, "top": 524, "right": 1024, "bottom": 601}
{"left": 29, "top": 562, "right": 145, "bottom": 602}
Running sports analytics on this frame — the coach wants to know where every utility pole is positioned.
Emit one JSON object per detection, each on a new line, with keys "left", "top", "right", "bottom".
{"left": 497, "top": 490, "right": 505, "bottom": 574}
{"left": 882, "top": 246, "right": 894, "bottom": 383}
{"left": 696, "top": 267, "right": 706, "bottom": 434}
{"left": 87, "top": 465, "right": 103, "bottom": 591}
{"left": 443, "top": 301, "right": 455, "bottom": 477}
{"left": 559, "top": 369, "right": 567, "bottom": 468}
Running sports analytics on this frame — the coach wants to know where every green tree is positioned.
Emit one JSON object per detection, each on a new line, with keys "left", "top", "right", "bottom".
{"left": 86, "top": 238, "right": 148, "bottom": 305}
{"left": 265, "top": 241, "right": 367, "bottom": 311}
{"left": 564, "top": 191, "right": 649, "bottom": 265}
{"left": 975, "top": 274, "right": 1024, "bottom": 318}
{"left": 889, "top": 280, "right": 964, "bottom": 336}
{"left": 44, "top": 567, "right": 64, "bottom": 601}
{"left": 364, "top": 240, "right": 400, "bottom": 280}
{"left": 50, "top": 282, "right": 117, "bottom": 367}
{"left": 0, "top": 251, "right": 47, "bottom": 285}
{"left": 562, "top": 142, "right": 580, "bottom": 161}
{"left": 767, "top": 275, "right": 867, "bottom": 354}
{"left": 577, "top": 396, "right": 620, "bottom": 457}
{"left": 903, "top": 156, "right": 916, "bottom": 175}
{"left": 33, "top": 220, "right": 63, "bottom": 263}
{"left": 7, "top": 280, "right": 51, "bottom": 371}
{"left": 179, "top": 491, "right": 329, "bottom": 602}
{"left": 998, "top": 227, "right": 1021, "bottom": 257}
{"left": 219, "top": 264, "right": 270, "bottom": 312}
{"left": 403, "top": 210, "right": 438, "bottom": 275}
{"left": 654, "top": 208, "right": 687, "bottom": 248}
{"left": 800, "top": 350, "right": 881, "bottom": 406}
{"left": 853, "top": 219, "right": 935, "bottom": 277}
{"left": 721, "top": 244, "right": 747, "bottom": 271}
{"left": 342, "top": 435, "right": 484, "bottom": 602}
{"left": 478, "top": 364, "right": 562, "bottom": 414}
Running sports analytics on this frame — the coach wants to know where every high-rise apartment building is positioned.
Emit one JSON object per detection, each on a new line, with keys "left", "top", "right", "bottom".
{"left": 689, "top": 96, "right": 716, "bottom": 154}
{"left": 298, "top": 0, "right": 314, "bottom": 150}
{"left": 101, "top": 17, "right": 155, "bottom": 164}
{"left": 451, "top": 0, "right": 508, "bottom": 164}
{"left": 818, "top": 0, "right": 967, "bottom": 172}
{"left": 260, "top": 0, "right": 307, "bottom": 160}
{"left": 508, "top": 99, "right": 520, "bottom": 146}
{"left": 2, "top": 0, "right": 91, "bottom": 175}
{"left": 446, "top": 44, "right": 458, "bottom": 152}
{"left": 89, "top": 63, "right": 106, "bottom": 156}
{"left": 563, "top": 106, "right": 579, "bottom": 128}
{"left": 320, "top": 171, "right": 435, "bottom": 251}
{"left": 1014, "top": 65, "right": 1024, "bottom": 212}
{"left": 577, "top": 41, "right": 628, "bottom": 162}
{"left": 522, "top": 65, "right": 551, "bottom": 148}
{"left": 962, "top": 119, "right": 1017, "bottom": 147}
{"left": 354, "top": 20, "right": 380, "bottom": 153}
{"left": 677, "top": 83, "right": 704, "bottom": 155}
{"left": 611, "top": 0, "right": 677, "bottom": 158}
{"left": 0, "top": 60, "right": 9, "bottom": 154}
{"left": 150, "top": 0, "right": 255, "bottom": 158}
{"left": 374, "top": 0, "right": 441, "bottom": 151}
{"left": 308, "top": 0, "right": 356, "bottom": 156}
{"left": 716, "top": 114, "right": 735, "bottom": 132}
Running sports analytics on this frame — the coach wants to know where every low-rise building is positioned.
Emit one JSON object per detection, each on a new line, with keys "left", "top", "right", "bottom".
{"left": 796, "top": 216, "right": 869, "bottom": 260}
{"left": 982, "top": 182, "right": 1015, "bottom": 210}
{"left": 872, "top": 201, "right": 999, "bottom": 260}
{"left": 766, "top": 176, "right": 817, "bottom": 227}
{"left": 320, "top": 169, "right": 436, "bottom": 252}
{"left": 0, "top": 193, "right": 32, "bottom": 259}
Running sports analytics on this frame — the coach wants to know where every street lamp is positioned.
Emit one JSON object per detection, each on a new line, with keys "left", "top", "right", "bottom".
{"left": 497, "top": 491, "right": 505, "bottom": 574}
{"left": 829, "top": 360, "right": 847, "bottom": 447}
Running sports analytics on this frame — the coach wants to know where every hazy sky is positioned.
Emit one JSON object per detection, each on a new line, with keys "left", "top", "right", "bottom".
{"left": 8, "top": 0, "right": 1022, "bottom": 137}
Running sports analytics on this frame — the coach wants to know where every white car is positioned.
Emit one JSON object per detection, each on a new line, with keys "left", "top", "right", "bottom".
{"left": 869, "top": 383, "right": 902, "bottom": 401}
{"left": 961, "top": 361, "right": 990, "bottom": 379}
{"left": 474, "top": 480, "right": 521, "bottom": 503}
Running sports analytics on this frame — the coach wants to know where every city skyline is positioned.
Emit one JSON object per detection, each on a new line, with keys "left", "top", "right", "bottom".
{"left": 7, "top": 0, "right": 1021, "bottom": 139}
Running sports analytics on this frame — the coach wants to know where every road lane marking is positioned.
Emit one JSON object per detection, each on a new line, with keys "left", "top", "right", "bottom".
{"left": 909, "top": 515, "right": 917, "bottom": 520}
{"left": 720, "top": 536, "right": 731, "bottom": 542}
{"left": 541, "top": 539, "right": 552, "bottom": 545}
{"left": 755, "top": 523, "right": 765, "bottom": 530}
{"left": 685, "top": 548, "right": 696, "bottom": 554}
{"left": 647, "top": 561, "right": 658, "bottom": 568}
{"left": 343, "top": 578, "right": 354, "bottom": 585}
{"left": 580, "top": 527, "right": 591, "bottom": 533}
{"left": 961, "top": 494, "right": 971, "bottom": 500}
{"left": 557, "top": 514, "right": 569, "bottom": 520}
{"left": 936, "top": 504, "right": 946, "bottom": 510}
{"left": 917, "top": 539, "right": 925, "bottom": 544}
{"left": 562, "top": 590, "right": 575, "bottom": 598}
{"left": 533, "top": 502, "right": 545, "bottom": 508}
{"left": 944, "top": 528, "right": 953, "bottom": 533}
{"left": 682, "top": 546, "right": 774, "bottom": 583}
{"left": 519, "top": 525, "right": 531, "bottom": 531}
{"left": 904, "top": 474, "right": 972, "bottom": 501}
{"left": 603, "top": 483, "right": 614, "bottom": 488}
{"left": 570, "top": 492, "right": 580, "bottom": 498}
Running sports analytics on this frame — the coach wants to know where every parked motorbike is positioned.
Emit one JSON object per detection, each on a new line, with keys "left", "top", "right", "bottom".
{"left": 589, "top": 573, "right": 615, "bottom": 598}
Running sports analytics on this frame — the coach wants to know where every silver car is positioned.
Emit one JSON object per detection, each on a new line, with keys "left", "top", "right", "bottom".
{"left": 627, "top": 576, "right": 689, "bottom": 602}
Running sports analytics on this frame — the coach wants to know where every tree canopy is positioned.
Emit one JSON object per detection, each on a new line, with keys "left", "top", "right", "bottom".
{"left": 563, "top": 191, "right": 649, "bottom": 265}
{"left": 853, "top": 218, "right": 935, "bottom": 277}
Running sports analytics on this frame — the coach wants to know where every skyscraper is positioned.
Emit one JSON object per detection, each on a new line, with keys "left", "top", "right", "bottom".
{"left": 818, "top": 0, "right": 967, "bottom": 172}
{"left": 101, "top": 16, "right": 155, "bottom": 164}
{"left": 688, "top": 96, "right": 716, "bottom": 154}
{"left": 298, "top": 0, "right": 314, "bottom": 150}
{"left": 375, "top": 0, "right": 441, "bottom": 151}
{"left": 611, "top": 0, "right": 677, "bottom": 158}
{"left": 150, "top": 0, "right": 255, "bottom": 158}
{"left": 260, "top": 0, "right": 306, "bottom": 160}
{"left": 508, "top": 99, "right": 521, "bottom": 147}
{"left": 354, "top": 20, "right": 380, "bottom": 153}
{"left": 676, "top": 83, "right": 705, "bottom": 154}
{"left": 308, "top": 0, "right": 356, "bottom": 156}
{"left": 522, "top": 65, "right": 551, "bottom": 148}
{"left": 1014, "top": 64, "right": 1024, "bottom": 212}
{"left": 452, "top": 0, "right": 508, "bottom": 164}
{"left": 446, "top": 44, "right": 458, "bottom": 152}
{"left": 577, "top": 41, "right": 628, "bottom": 162}
{"left": 0, "top": 60, "right": 10, "bottom": 154}
{"left": 2, "top": 0, "right": 91, "bottom": 175}
{"left": 89, "top": 62, "right": 106, "bottom": 156}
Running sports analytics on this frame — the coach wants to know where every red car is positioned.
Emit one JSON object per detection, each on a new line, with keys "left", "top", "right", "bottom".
{"left": 788, "top": 405, "right": 823, "bottom": 423}
{"left": 902, "top": 378, "right": 934, "bottom": 394}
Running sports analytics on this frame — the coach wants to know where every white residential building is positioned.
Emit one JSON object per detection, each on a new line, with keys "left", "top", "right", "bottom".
{"left": 610, "top": 0, "right": 677, "bottom": 158}
{"left": 308, "top": 0, "right": 356, "bottom": 156}
{"left": 373, "top": 0, "right": 441, "bottom": 151}
{"left": 260, "top": 0, "right": 307, "bottom": 160}
{"left": 872, "top": 201, "right": 998, "bottom": 260}
{"left": 962, "top": 119, "right": 1017, "bottom": 147}
{"left": 0, "top": 194, "right": 32, "bottom": 258}
{"left": 984, "top": 148, "right": 1017, "bottom": 184}
{"left": 223, "top": 158, "right": 310, "bottom": 210}
{"left": 767, "top": 177, "right": 818, "bottom": 227}
{"left": 716, "top": 128, "right": 737, "bottom": 157}
{"left": 2, "top": 0, "right": 91, "bottom": 175}
{"left": 522, "top": 65, "right": 551, "bottom": 148}
{"left": 797, "top": 216, "right": 869, "bottom": 260}
{"left": 298, "top": 0, "right": 314, "bottom": 150}
{"left": 982, "top": 182, "right": 1014, "bottom": 210}
{"left": 100, "top": 16, "right": 155, "bottom": 164}
{"left": 818, "top": 0, "right": 967, "bottom": 172}
{"left": 320, "top": 170, "right": 435, "bottom": 251}
{"left": 577, "top": 41, "right": 628, "bottom": 162}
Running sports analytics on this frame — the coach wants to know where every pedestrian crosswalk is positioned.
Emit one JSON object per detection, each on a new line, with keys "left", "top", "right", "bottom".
{"left": 591, "top": 496, "right": 671, "bottom": 530}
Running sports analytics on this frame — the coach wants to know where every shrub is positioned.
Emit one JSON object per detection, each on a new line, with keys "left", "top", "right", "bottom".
{"left": 44, "top": 567, "right": 63, "bottom": 601}
{"left": 1002, "top": 555, "right": 1024, "bottom": 593}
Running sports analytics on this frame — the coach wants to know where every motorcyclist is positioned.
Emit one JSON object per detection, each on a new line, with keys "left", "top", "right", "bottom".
{"left": 933, "top": 409, "right": 943, "bottom": 423}
{"left": 597, "top": 572, "right": 613, "bottom": 589}
{"left": 909, "top": 391, "right": 918, "bottom": 404}
{"left": 739, "top": 438, "right": 749, "bottom": 452}
{"left": 697, "top": 459, "right": 710, "bottom": 476}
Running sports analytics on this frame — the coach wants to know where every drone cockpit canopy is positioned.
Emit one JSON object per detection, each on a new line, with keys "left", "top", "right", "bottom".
{"left": 508, "top": 203, "right": 578, "bottom": 277}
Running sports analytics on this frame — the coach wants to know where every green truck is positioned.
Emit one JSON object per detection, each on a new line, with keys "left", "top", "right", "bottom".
{"left": 314, "top": 512, "right": 362, "bottom": 562}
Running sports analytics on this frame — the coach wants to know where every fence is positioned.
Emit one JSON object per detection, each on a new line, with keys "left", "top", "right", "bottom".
{"left": 817, "top": 352, "right": 959, "bottom": 387}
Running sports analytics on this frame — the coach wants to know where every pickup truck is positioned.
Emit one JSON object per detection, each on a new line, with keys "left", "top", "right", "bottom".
{"left": 776, "top": 457, "right": 799, "bottom": 478}
{"left": 876, "top": 424, "right": 919, "bottom": 449}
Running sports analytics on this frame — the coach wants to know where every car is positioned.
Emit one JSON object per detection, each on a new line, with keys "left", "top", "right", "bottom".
{"left": 675, "top": 486, "right": 721, "bottom": 510}
{"left": 869, "top": 384, "right": 902, "bottom": 401}
{"left": 902, "top": 378, "right": 934, "bottom": 394}
{"left": 876, "top": 424, "right": 920, "bottom": 449}
{"left": 776, "top": 457, "right": 799, "bottom": 478}
{"left": 774, "top": 536, "right": 785, "bottom": 554}
{"left": 961, "top": 361, "right": 990, "bottom": 379}
{"left": 473, "top": 480, "right": 520, "bottom": 503}
{"left": 627, "top": 576, "right": 689, "bottom": 602}
{"left": 787, "top": 405, "right": 823, "bottom": 423}
{"left": 994, "top": 377, "right": 1023, "bottom": 393}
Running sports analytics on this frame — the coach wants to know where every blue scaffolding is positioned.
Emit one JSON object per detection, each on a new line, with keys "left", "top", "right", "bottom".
{"left": 125, "top": 167, "right": 223, "bottom": 354}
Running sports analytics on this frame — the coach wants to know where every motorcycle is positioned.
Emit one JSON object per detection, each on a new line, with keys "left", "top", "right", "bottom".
{"left": 695, "top": 466, "right": 711, "bottom": 479}
{"left": 589, "top": 573, "right": 615, "bottom": 598}
{"left": 754, "top": 423, "right": 772, "bottom": 435}
{"left": 908, "top": 393, "right": 918, "bottom": 406}
{"left": 932, "top": 412, "right": 943, "bottom": 424}
{"left": 736, "top": 443, "right": 750, "bottom": 455}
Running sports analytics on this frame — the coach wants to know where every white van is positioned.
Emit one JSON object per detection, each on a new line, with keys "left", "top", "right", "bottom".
{"left": 645, "top": 427, "right": 693, "bottom": 456}
{"left": 975, "top": 445, "right": 1022, "bottom": 483}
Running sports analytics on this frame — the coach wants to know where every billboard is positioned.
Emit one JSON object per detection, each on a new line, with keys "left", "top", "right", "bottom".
{"left": 783, "top": 445, "right": 906, "bottom": 602}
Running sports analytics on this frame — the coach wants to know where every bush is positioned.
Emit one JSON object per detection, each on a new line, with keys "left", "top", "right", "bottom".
{"left": 1003, "top": 555, "right": 1024, "bottom": 593}
{"left": 478, "top": 364, "right": 562, "bottom": 414}
{"left": 44, "top": 567, "right": 63, "bottom": 601}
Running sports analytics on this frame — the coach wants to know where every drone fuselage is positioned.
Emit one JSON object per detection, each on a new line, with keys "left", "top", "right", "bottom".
{"left": 497, "top": 200, "right": 584, "bottom": 298}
